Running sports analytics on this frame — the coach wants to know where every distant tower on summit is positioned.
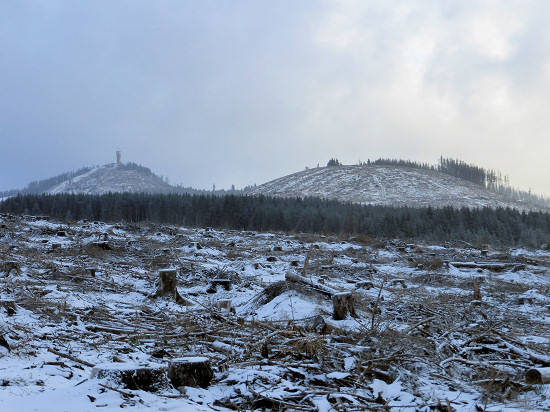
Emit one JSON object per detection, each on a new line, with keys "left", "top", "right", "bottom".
{"left": 116, "top": 150, "right": 122, "bottom": 165}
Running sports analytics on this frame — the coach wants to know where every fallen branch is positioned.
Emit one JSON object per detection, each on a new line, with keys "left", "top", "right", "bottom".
{"left": 48, "top": 347, "right": 95, "bottom": 367}
{"left": 98, "top": 383, "right": 136, "bottom": 398}
{"left": 248, "top": 386, "right": 313, "bottom": 411}
{"left": 285, "top": 271, "right": 337, "bottom": 297}
{"left": 406, "top": 316, "right": 437, "bottom": 334}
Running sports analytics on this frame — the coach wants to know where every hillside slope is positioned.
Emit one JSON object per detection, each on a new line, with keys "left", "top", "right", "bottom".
{"left": 46, "top": 163, "right": 175, "bottom": 195}
{"left": 248, "top": 165, "right": 545, "bottom": 211}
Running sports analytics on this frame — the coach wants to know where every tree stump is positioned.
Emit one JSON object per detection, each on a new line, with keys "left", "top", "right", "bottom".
{"left": 207, "top": 279, "right": 232, "bottom": 293}
{"left": 356, "top": 281, "right": 374, "bottom": 290}
{"left": 157, "top": 269, "right": 191, "bottom": 305}
{"left": 388, "top": 279, "right": 407, "bottom": 288}
{"left": 168, "top": 357, "right": 214, "bottom": 389}
{"left": 91, "top": 241, "right": 111, "bottom": 250}
{"left": 51, "top": 243, "right": 62, "bottom": 251}
{"left": 473, "top": 279, "right": 482, "bottom": 301}
{"left": 526, "top": 367, "right": 550, "bottom": 384}
{"left": 217, "top": 299, "right": 233, "bottom": 311}
{"left": 0, "top": 300, "right": 17, "bottom": 316}
{"left": 2, "top": 261, "right": 21, "bottom": 276}
{"left": 332, "top": 292, "right": 358, "bottom": 320}
{"left": 90, "top": 362, "right": 170, "bottom": 392}
{"left": 189, "top": 242, "right": 203, "bottom": 250}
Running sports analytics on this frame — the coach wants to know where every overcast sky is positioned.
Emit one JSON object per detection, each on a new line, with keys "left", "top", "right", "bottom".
{"left": 1, "top": 1, "right": 550, "bottom": 195}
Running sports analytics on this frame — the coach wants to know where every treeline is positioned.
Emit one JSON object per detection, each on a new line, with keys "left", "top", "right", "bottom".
{"left": 362, "top": 157, "right": 494, "bottom": 188}
{"left": 363, "top": 158, "right": 435, "bottom": 171}
{"left": 359, "top": 157, "right": 550, "bottom": 208}
{"left": 0, "top": 166, "right": 94, "bottom": 198}
{"left": 2, "top": 193, "right": 550, "bottom": 247}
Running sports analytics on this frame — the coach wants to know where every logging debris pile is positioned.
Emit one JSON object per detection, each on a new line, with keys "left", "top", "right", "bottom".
{"left": 1, "top": 213, "right": 550, "bottom": 411}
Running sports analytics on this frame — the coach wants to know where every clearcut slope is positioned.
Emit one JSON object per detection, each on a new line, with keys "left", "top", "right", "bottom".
{"left": 46, "top": 163, "right": 174, "bottom": 195}
{"left": 249, "top": 165, "right": 544, "bottom": 211}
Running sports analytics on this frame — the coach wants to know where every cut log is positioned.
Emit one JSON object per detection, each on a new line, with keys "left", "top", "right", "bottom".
{"left": 167, "top": 357, "right": 213, "bottom": 389}
{"left": 525, "top": 367, "right": 550, "bottom": 384}
{"left": 91, "top": 362, "right": 170, "bottom": 392}
{"left": 285, "top": 271, "right": 337, "bottom": 297}
{"left": 157, "top": 269, "right": 191, "bottom": 305}
{"left": 450, "top": 261, "right": 525, "bottom": 272}
{"left": 332, "top": 292, "right": 358, "bottom": 320}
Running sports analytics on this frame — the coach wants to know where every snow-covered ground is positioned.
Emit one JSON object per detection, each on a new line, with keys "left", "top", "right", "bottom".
{"left": 1, "top": 213, "right": 550, "bottom": 411}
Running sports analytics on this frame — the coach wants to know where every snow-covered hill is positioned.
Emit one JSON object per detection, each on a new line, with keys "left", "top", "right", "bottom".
{"left": 45, "top": 163, "right": 175, "bottom": 195}
{"left": 249, "top": 165, "right": 546, "bottom": 211}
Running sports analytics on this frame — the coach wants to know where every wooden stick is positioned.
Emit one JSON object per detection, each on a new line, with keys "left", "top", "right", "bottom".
{"left": 98, "top": 383, "right": 135, "bottom": 398}
{"left": 48, "top": 347, "right": 95, "bottom": 367}
{"left": 406, "top": 316, "right": 437, "bottom": 334}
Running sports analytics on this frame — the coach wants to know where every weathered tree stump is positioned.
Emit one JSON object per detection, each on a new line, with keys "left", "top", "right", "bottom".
{"left": 356, "top": 281, "right": 374, "bottom": 290}
{"left": 91, "top": 241, "right": 111, "bottom": 250}
{"left": 90, "top": 362, "right": 170, "bottom": 392}
{"left": 217, "top": 299, "right": 233, "bottom": 311}
{"left": 168, "top": 357, "right": 213, "bottom": 389}
{"left": 189, "top": 242, "right": 203, "bottom": 250}
{"left": 388, "top": 279, "right": 407, "bottom": 288}
{"left": 157, "top": 269, "right": 191, "bottom": 305}
{"left": 0, "top": 300, "right": 17, "bottom": 316}
{"left": 526, "top": 367, "right": 550, "bottom": 384}
{"left": 2, "top": 261, "right": 21, "bottom": 276}
{"left": 207, "top": 279, "right": 232, "bottom": 293}
{"left": 332, "top": 292, "right": 358, "bottom": 320}
{"left": 307, "top": 315, "right": 332, "bottom": 334}
{"left": 473, "top": 279, "right": 482, "bottom": 301}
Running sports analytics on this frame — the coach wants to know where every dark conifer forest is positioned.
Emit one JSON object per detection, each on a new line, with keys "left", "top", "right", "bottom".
{"left": 2, "top": 192, "right": 550, "bottom": 247}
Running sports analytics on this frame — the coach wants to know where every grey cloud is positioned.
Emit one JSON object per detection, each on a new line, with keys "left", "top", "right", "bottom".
{"left": 1, "top": 1, "right": 549, "bottom": 195}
